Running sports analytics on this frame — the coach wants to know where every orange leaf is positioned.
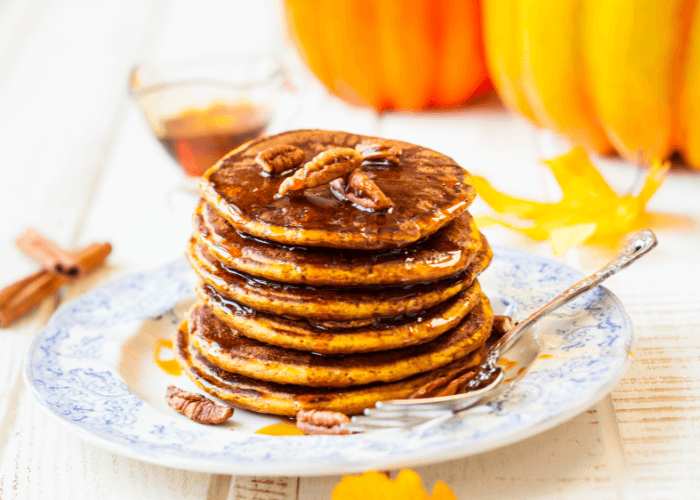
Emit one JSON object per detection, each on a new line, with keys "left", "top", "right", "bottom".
{"left": 474, "top": 148, "right": 669, "bottom": 252}
{"left": 473, "top": 176, "right": 551, "bottom": 218}
{"left": 543, "top": 147, "right": 619, "bottom": 202}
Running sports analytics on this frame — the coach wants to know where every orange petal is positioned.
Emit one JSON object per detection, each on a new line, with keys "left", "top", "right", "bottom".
{"left": 394, "top": 470, "right": 432, "bottom": 500}
{"left": 332, "top": 471, "right": 393, "bottom": 500}
{"left": 431, "top": 481, "right": 458, "bottom": 500}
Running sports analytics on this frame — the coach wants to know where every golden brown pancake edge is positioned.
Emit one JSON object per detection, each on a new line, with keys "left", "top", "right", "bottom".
{"left": 187, "top": 294, "right": 493, "bottom": 388}
{"left": 196, "top": 279, "right": 484, "bottom": 354}
{"left": 186, "top": 237, "right": 491, "bottom": 321}
{"left": 200, "top": 129, "right": 477, "bottom": 250}
{"left": 193, "top": 200, "right": 484, "bottom": 286}
{"left": 175, "top": 320, "right": 486, "bottom": 416}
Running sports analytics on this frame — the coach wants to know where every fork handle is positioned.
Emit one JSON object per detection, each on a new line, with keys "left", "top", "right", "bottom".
{"left": 490, "top": 229, "right": 657, "bottom": 358}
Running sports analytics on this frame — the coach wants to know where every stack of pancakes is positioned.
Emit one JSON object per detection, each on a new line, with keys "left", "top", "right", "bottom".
{"left": 176, "top": 129, "right": 494, "bottom": 417}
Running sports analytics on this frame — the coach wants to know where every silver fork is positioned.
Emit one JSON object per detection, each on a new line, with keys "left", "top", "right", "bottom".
{"left": 344, "top": 229, "right": 658, "bottom": 433}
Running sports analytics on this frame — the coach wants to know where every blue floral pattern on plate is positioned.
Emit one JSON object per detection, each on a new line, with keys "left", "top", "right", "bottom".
{"left": 24, "top": 248, "right": 633, "bottom": 476}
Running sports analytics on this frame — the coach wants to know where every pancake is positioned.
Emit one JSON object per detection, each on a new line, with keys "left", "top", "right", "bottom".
{"left": 186, "top": 236, "right": 492, "bottom": 321}
{"left": 199, "top": 130, "right": 477, "bottom": 250}
{"left": 194, "top": 200, "right": 483, "bottom": 286}
{"left": 187, "top": 294, "right": 493, "bottom": 388}
{"left": 176, "top": 320, "right": 486, "bottom": 416}
{"left": 196, "top": 279, "right": 483, "bottom": 354}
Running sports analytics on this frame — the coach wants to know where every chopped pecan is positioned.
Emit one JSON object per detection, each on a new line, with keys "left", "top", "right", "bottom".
{"left": 330, "top": 170, "right": 393, "bottom": 211}
{"left": 277, "top": 147, "right": 362, "bottom": 197}
{"left": 165, "top": 385, "right": 233, "bottom": 424}
{"left": 492, "top": 315, "right": 516, "bottom": 335}
{"left": 296, "top": 409, "right": 353, "bottom": 435}
{"left": 256, "top": 145, "right": 305, "bottom": 175}
{"left": 356, "top": 141, "right": 401, "bottom": 164}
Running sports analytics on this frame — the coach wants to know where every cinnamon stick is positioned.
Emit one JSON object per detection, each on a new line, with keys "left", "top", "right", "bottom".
{"left": 16, "top": 229, "right": 81, "bottom": 276}
{"left": 72, "top": 243, "right": 112, "bottom": 275}
{"left": 0, "top": 237, "right": 112, "bottom": 328}
{"left": 0, "top": 270, "right": 45, "bottom": 305}
{"left": 0, "top": 270, "right": 64, "bottom": 328}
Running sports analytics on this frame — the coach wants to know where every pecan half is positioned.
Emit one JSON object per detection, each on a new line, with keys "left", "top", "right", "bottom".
{"left": 277, "top": 147, "right": 362, "bottom": 197}
{"left": 165, "top": 385, "right": 233, "bottom": 424}
{"left": 356, "top": 141, "right": 401, "bottom": 164}
{"left": 492, "top": 315, "right": 516, "bottom": 336}
{"left": 330, "top": 170, "right": 393, "bottom": 211}
{"left": 296, "top": 409, "right": 353, "bottom": 435}
{"left": 256, "top": 145, "right": 305, "bottom": 175}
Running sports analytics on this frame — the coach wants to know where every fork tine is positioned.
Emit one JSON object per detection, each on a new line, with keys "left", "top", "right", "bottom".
{"left": 346, "top": 416, "right": 428, "bottom": 431}
{"left": 341, "top": 368, "right": 505, "bottom": 432}
{"left": 342, "top": 420, "right": 407, "bottom": 432}
{"left": 375, "top": 401, "right": 456, "bottom": 412}
{"left": 376, "top": 369, "right": 505, "bottom": 412}
{"left": 362, "top": 407, "right": 452, "bottom": 420}
{"left": 342, "top": 423, "right": 392, "bottom": 433}
{"left": 352, "top": 415, "right": 432, "bottom": 426}
{"left": 375, "top": 401, "right": 465, "bottom": 412}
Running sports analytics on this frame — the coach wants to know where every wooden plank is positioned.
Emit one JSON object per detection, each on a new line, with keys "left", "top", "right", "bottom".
{"left": 606, "top": 211, "right": 700, "bottom": 500}
{"left": 0, "top": 1, "right": 208, "bottom": 499}
{"left": 0, "top": 0, "right": 53, "bottom": 88}
{"left": 0, "top": 390, "right": 213, "bottom": 499}
{"left": 294, "top": 408, "right": 624, "bottom": 500}
{"left": 410, "top": 407, "right": 620, "bottom": 500}
{"left": 8, "top": 2, "right": 304, "bottom": 498}
{"left": 229, "top": 477, "right": 299, "bottom": 500}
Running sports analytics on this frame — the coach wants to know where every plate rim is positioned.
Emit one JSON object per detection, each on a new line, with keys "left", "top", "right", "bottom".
{"left": 23, "top": 246, "right": 634, "bottom": 476}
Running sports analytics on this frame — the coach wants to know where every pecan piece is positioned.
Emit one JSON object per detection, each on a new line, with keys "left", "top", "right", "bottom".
{"left": 296, "top": 409, "right": 353, "bottom": 435}
{"left": 330, "top": 170, "right": 393, "bottom": 211}
{"left": 256, "top": 145, "right": 305, "bottom": 175}
{"left": 492, "top": 315, "right": 516, "bottom": 335}
{"left": 165, "top": 385, "right": 233, "bottom": 424}
{"left": 277, "top": 147, "right": 362, "bottom": 197}
{"left": 356, "top": 141, "right": 401, "bottom": 164}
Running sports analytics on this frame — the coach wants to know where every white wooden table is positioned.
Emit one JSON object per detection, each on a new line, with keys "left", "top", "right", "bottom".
{"left": 1, "top": 1, "right": 699, "bottom": 499}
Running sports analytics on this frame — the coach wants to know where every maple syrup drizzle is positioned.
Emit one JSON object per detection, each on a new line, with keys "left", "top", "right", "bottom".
{"left": 154, "top": 338, "right": 182, "bottom": 376}
{"left": 498, "top": 357, "right": 518, "bottom": 371}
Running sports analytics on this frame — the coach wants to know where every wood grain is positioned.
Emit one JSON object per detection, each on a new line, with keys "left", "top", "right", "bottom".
{"left": 229, "top": 477, "right": 299, "bottom": 500}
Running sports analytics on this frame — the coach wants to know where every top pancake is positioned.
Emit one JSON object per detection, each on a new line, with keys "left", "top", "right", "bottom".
{"left": 193, "top": 200, "right": 483, "bottom": 286}
{"left": 200, "top": 129, "right": 476, "bottom": 250}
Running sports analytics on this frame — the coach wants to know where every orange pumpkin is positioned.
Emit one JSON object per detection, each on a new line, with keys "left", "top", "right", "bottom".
{"left": 283, "top": 0, "right": 491, "bottom": 111}
{"left": 483, "top": 0, "right": 700, "bottom": 167}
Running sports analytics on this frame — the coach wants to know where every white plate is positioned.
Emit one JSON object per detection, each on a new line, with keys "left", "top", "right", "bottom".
{"left": 24, "top": 247, "right": 633, "bottom": 476}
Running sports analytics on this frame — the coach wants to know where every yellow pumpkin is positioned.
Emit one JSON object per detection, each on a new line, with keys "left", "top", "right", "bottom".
{"left": 483, "top": 0, "right": 700, "bottom": 167}
{"left": 283, "top": 0, "right": 491, "bottom": 111}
